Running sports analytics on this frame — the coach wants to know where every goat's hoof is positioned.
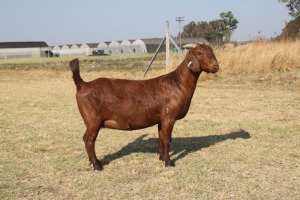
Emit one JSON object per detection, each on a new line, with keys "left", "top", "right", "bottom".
{"left": 92, "top": 161, "right": 103, "bottom": 171}
{"left": 165, "top": 160, "right": 175, "bottom": 167}
{"left": 93, "top": 164, "right": 103, "bottom": 171}
{"left": 159, "top": 155, "right": 164, "bottom": 161}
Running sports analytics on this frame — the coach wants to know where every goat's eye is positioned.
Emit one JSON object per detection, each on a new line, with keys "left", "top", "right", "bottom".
{"left": 196, "top": 50, "right": 203, "bottom": 56}
{"left": 198, "top": 52, "right": 203, "bottom": 57}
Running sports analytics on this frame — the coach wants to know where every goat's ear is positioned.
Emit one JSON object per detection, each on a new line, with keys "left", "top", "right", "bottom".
{"left": 187, "top": 51, "right": 201, "bottom": 72}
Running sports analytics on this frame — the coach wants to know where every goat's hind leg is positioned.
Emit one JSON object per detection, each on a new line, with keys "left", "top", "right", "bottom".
{"left": 84, "top": 123, "right": 103, "bottom": 171}
{"left": 83, "top": 132, "right": 92, "bottom": 166}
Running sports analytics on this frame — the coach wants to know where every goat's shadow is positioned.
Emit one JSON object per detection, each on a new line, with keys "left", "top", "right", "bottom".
{"left": 100, "top": 129, "right": 251, "bottom": 166}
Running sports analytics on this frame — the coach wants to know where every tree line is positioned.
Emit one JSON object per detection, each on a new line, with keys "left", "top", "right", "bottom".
{"left": 179, "top": 1, "right": 299, "bottom": 44}
{"left": 180, "top": 11, "right": 238, "bottom": 45}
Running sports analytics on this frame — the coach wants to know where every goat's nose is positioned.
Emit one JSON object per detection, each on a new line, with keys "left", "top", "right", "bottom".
{"left": 213, "top": 64, "right": 219, "bottom": 72}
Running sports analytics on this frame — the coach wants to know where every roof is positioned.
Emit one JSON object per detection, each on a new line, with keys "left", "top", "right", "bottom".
{"left": 87, "top": 43, "right": 98, "bottom": 48}
{"left": 180, "top": 38, "right": 209, "bottom": 45}
{"left": 141, "top": 38, "right": 164, "bottom": 45}
{"left": 0, "top": 41, "right": 49, "bottom": 49}
{"left": 140, "top": 37, "right": 209, "bottom": 45}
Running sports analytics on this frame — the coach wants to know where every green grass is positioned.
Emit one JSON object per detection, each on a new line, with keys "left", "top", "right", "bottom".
{"left": 0, "top": 64, "right": 299, "bottom": 199}
{"left": 0, "top": 53, "right": 158, "bottom": 72}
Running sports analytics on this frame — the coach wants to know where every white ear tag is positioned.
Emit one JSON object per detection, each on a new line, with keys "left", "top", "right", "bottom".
{"left": 188, "top": 61, "right": 192, "bottom": 67}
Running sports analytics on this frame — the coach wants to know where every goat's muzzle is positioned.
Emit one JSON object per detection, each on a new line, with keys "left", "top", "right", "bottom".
{"left": 209, "top": 64, "right": 219, "bottom": 74}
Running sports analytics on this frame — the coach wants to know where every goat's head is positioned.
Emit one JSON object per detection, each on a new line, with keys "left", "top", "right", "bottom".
{"left": 186, "top": 44, "right": 219, "bottom": 74}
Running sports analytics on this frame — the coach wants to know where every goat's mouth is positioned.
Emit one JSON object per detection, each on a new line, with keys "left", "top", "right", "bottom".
{"left": 207, "top": 65, "right": 219, "bottom": 73}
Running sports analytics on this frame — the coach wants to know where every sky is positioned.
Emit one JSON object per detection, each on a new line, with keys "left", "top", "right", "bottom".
{"left": 0, "top": 0, "right": 292, "bottom": 46}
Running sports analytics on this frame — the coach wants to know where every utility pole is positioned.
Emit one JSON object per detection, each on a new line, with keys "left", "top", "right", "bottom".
{"left": 166, "top": 21, "right": 170, "bottom": 67}
{"left": 175, "top": 17, "right": 185, "bottom": 49}
{"left": 143, "top": 21, "right": 185, "bottom": 77}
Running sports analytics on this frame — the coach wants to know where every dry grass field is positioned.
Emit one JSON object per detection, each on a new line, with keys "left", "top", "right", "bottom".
{"left": 1, "top": 41, "right": 300, "bottom": 199}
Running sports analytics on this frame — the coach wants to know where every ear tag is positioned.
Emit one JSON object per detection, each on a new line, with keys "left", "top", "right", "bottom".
{"left": 188, "top": 61, "right": 192, "bottom": 67}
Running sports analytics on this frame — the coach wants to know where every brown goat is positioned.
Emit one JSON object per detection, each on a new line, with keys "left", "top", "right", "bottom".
{"left": 70, "top": 44, "right": 219, "bottom": 171}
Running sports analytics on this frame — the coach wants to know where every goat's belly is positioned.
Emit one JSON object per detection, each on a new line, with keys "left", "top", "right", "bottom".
{"left": 103, "top": 118, "right": 158, "bottom": 130}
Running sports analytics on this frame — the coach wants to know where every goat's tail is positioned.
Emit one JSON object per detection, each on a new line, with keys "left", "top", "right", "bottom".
{"left": 69, "top": 58, "right": 84, "bottom": 90}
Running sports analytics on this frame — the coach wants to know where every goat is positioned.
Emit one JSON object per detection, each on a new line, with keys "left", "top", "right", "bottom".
{"left": 69, "top": 44, "right": 219, "bottom": 171}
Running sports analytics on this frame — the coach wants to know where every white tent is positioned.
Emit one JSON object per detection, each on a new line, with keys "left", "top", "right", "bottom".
{"left": 97, "top": 42, "right": 109, "bottom": 54}
{"left": 80, "top": 44, "right": 90, "bottom": 56}
{"left": 132, "top": 39, "right": 147, "bottom": 54}
{"left": 108, "top": 41, "right": 120, "bottom": 54}
{"left": 59, "top": 45, "right": 70, "bottom": 57}
{"left": 120, "top": 40, "right": 132, "bottom": 54}
{"left": 51, "top": 46, "right": 60, "bottom": 55}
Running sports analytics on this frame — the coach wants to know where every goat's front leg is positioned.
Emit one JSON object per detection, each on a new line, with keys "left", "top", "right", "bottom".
{"left": 159, "top": 120, "right": 176, "bottom": 167}
{"left": 84, "top": 124, "right": 103, "bottom": 171}
{"left": 157, "top": 123, "right": 164, "bottom": 161}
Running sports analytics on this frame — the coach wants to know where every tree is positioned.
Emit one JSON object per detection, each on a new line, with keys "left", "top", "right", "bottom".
{"left": 207, "top": 20, "right": 223, "bottom": 44}
{"left": 181, "top": 21, "right": 198, "bottom": 38}
{"left": 219, "top": 11, "right": 239, "bottom": 42}
{"left": 278, "top": 0, "right": 300, "bottom": 18}
{"left": 276, "top": 15, "right": 300, "bottom": 39}
{"left": 181, "top": 11, "right": 238, "bottom": 45}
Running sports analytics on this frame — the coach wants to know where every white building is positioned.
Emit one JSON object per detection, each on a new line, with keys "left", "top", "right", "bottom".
{"left": 97, "top": 42, "right": 109, "bottom": 54}
{"left": 108, "top": 41, "right": 120, "bottom": 54}
{"left": 132, "top": 39, "right": 148, "bottom": 54}
{"left": 0, "top": 41, "right": 51, "bottom": 59}
{"left": 120, "top": 40, "right": 132, "bottom": 54}
{"left": 0, "top": 38, "right": 209, "bottom": 59}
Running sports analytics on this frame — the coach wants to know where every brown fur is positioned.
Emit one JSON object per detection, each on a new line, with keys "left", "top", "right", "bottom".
{"left": 69, "top": 44, "right": 219, "bottom": 171}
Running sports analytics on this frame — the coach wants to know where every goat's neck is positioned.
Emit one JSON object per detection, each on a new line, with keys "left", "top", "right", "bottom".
{"left": 175, "top": 60, "right": 201, "bottom": 93}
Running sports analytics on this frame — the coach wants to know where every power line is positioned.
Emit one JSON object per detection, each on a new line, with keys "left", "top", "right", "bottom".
{"left": 175, "top": 17, "right": 185, "bottom": 48}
